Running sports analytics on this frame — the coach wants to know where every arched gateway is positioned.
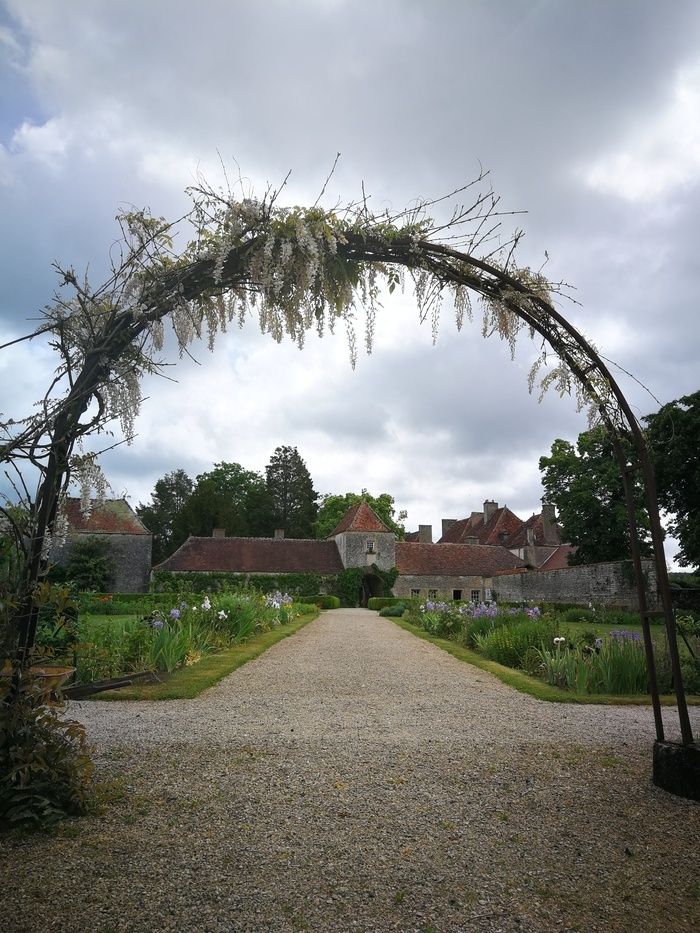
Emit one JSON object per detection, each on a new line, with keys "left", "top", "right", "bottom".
{"left": 3, "top": 176, "right": 696, "bottom": 797}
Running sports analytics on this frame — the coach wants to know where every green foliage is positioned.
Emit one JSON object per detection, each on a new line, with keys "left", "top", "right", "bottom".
{"left": 378, "top": 603, "right": 406, "bottom": 617}
{"left": 62, "top": 536, "right": 116, "bottom": 591}
{"left": 265, "top": 446, "right": 318, "bottom": 538}
{"left": 368, "top": 597, "right": 405, "bottom": 610}
{"left": 460, "top": 613, "right": 512, "bottom": 648}
{"left": 307, "top": 595, "right": 340, "bottom": 609}
{"left": 171, "top": 461, "right": 274, "bottom": 544}
{"left": 559, "top": 607, "right": 596, "bottom": 624}
{"left": 314, "top": 490, "right": 407, "bottom": 539}
{"left": 644, "top": 389, "right": 700, "bottom": 570}
{"left": 539, "top": 426, "right": 652, "bottom": 564}
{"left": 537, "top": 637, "right": 651, "bottom": 694}
{"left": 151, "top": 570, "right": 334, "bottom": 596}
{"left": 474, "top": 619, "right": 557, "bottom": 668}
{"left": 136, "top": 468, "right": 193, "bottom": 563}
{"left": 70, "top": 591, "right": 304, "bottom": 683}
{"left": 336, "top": 568, "right": 364, "bottom": 607}
{"left": 0, "top": 673, "right": 94, "bottom": 826}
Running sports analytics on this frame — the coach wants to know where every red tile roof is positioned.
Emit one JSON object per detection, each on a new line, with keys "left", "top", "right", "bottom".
{"left": 439, "top": 506, "right": 524, "bottom": 547}
{"left": 327, "top": 501, "right": 391, "bottom": 537}
{"left": 396, "top": 542, "right": 525, "bottom": 576}
{"left": 154, "top": 536, "right": 344, "bottom": 574}
{"left": 537, "top": 545, "right": 577, "bottom": 571}
{"left": 507, "top": 513, "right": 563, "bottom": 549}
{"left": 65, "top": 498, "right": 150, "bottom": 535}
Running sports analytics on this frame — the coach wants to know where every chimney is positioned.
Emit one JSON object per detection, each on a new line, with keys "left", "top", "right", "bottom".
{"left": 212, "top": 528, "right": 226, "bottom": 538}
{"left": 465, "top": 535, "right": 479, "bottom": 546}
{"left": 441, "top": 518, "right": 457, "bottom": 538}
{"left": 541, "top": 500, "right": 557, "bottom": 545}
{"left": 274, "top": 528, "right": 285, "bottom": 539}
{"left": 470, "top": 511, "right": 484, "bottom": 523}
{"left": 526, "top": 526, "right": 535, "bottom": 546}
{"left": 418, "top": 524, "right": 432, "bottom": 544}
{"left": 483, "top": 500, "right": 499, "bottom": 523}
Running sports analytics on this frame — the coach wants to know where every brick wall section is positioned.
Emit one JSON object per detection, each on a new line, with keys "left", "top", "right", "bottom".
{"left": 491, "top": 560, "right": 658, "bottom": 609}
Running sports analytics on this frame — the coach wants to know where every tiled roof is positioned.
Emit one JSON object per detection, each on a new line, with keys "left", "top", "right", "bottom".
{"left": 507, "top": 513, "right": 563, "bottom": 548}
{"left": 327, "top": 501, "right": 391, "bottom": 537}
{"left": 65, "top": 498, "right": 150, "bottom": 535}
{"left": 404, "top": 530, "right": 421, "bottom": 542}
{"left": 396, "top": 542, "right": 525, "bottom": 576}
{"left": 438, "top": 513, "right": 483, "bottom": 544}
{"left": 154, "top": 537, "right": 344, "bottom": 574}
{"left": 537, "top": 545, "right": 577, "bottom": 571}
{"left": 439, "top": 506, "right": 524, "bottom": 547}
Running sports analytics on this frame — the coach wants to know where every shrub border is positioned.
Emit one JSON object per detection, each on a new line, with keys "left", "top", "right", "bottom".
{"left": 389, "top": 616, "right": 700, "bottom": 706}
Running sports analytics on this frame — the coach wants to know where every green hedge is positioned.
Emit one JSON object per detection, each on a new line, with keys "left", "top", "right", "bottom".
{"left": 151, "top": 570, "right": 338, "bottom": 596}
{"left": 307, "top": 595, "right": 341, "bottom": 609}
{"left": 368, "top": 597, "right": 404, "bottom": 610}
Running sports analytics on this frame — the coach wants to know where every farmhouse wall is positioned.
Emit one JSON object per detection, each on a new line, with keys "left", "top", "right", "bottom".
{"left": 393, "top": 574, "right": 488, "bottom": 601}
{"left": 53, "top": 533, "right": 152, "bottom": 593}
{"left": 491, "top": 560, "right": 657, "bottom": 609}
{"left": 334, "top": 531, "right": 396, "bottom": 572}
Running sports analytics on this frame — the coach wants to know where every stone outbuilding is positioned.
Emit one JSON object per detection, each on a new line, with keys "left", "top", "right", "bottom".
{"left": 51, "top": 498, "right": 152, "bottom": 593}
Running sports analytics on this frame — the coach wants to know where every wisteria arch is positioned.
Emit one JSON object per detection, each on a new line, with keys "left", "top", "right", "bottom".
{"left": 1, "top": 172, "right": 694, "bottom": 793}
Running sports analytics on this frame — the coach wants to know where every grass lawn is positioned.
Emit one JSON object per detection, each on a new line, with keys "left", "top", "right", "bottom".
{"left": 93, "top": 609, "right": 318, "bottom": 700}
{"left": 389, "top": 615, "right": 700, "bottom": 707}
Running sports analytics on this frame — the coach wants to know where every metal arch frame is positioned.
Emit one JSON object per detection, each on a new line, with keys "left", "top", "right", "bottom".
{"left": 8, "top": 222, "right": 694, "bottom": 748}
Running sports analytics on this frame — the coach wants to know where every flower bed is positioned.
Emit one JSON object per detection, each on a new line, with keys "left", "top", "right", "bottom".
{"left": 407, "top": 601, "right": 700, "bottom": 696}
{"left": 39, "top": 592, "right": 313, "bottom": 684}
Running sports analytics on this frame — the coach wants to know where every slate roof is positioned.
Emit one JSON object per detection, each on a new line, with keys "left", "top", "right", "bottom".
{"left": 396, "top": 542, "right": 525, "bottom": 576}
{"left": 65, "top": 498, "right": 150, "bottom": 535}
{"left": 327, "top": 501, "right": 392, "bottom": 537}
{"left": 154, "top": 536, "right": 344, "bottom": 574}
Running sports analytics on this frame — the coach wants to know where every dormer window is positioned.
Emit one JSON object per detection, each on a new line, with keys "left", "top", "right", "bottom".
{"left": 366, "top": 540, "right": 376, "bottom": 554}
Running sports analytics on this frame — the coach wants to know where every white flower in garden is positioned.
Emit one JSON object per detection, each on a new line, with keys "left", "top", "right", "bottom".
{"left": 202, "top": 597, "right": 212, "bottom": 611}
{"left": 218, "top": 610, "right": 228, "bottom": 620}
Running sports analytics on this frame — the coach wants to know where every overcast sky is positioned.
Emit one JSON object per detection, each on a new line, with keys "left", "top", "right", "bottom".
{"left": 1, "top": 0, "right": 699, "bottom": 562}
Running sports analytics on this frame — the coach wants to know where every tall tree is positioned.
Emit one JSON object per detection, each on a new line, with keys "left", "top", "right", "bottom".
{"left": 137, "top": 468, "right": 193, "bottom": 563}
{"left": 644, "top": 389, "right": 700, "bottom": 569}
{"left": 539, "top": 426, "right": 652, "bottom": 565}
{"left": 172, "top": 462, "right": 273, "bottom": 542}
{"left": 314, "top": 490, "right": 407, "bottom": 539}
{"left": 265, "top": 446, "right": 318, "bottom": 538}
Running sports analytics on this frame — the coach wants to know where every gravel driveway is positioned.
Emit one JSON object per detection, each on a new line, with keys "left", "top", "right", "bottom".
{"left": 2, "top": 608, "right": 699, "bottom": 932}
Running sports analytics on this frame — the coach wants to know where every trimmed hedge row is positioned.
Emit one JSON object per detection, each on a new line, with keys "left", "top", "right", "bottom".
{"left": 367, "top": 597, "right": 403, "bottom": 610}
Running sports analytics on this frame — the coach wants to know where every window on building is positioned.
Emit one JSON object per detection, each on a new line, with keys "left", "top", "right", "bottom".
{"left": 452, "top": 589, "right": 462, "bottom": 601}
{"left": 470, "top": 589, "right": 481, "bottom": 603}
{"left": 366, "top": 540, "right": 375, "bottom": 554}
{"left": 410, "top": 588, "right": 420, "bottom": 598}
{"left": 428, "top": 589, "right": 438, "bottom": 599}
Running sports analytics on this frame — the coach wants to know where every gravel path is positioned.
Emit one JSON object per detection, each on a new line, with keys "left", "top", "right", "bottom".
{"left": 2, "top": 609, "right": 699, "bottom": 932}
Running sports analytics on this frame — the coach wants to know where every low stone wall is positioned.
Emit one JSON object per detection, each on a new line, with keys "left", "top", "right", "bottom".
{"left": 491, "top": 560, "right": 657, "bottom": 610}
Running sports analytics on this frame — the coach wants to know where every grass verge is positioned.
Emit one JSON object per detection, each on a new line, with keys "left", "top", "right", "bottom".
{"left": 388, "top": 616, "right": 700, "bottom": 707}
{"left": 93, "top": 610, "right": 318, "bottom": 701}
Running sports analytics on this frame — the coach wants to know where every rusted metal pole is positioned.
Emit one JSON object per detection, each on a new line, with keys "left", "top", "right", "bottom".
{"left": 639, "top": 451, "right": 694, "bottom": 745}
{"left": 614, "top": 453, "right": 664, "bottom": 740}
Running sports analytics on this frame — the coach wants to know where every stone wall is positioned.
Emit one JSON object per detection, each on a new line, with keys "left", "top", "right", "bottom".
{"left": 393, "top": 574, "right": 489, "bottom": 602}
{"left": 490, "top": 560, "right": 657, "bottom": 609}
{"left": 53, "top": 533, "right": 152, "bottom": 593}
{"left": 335, "top": 531, "right": 396, "bottom": 572}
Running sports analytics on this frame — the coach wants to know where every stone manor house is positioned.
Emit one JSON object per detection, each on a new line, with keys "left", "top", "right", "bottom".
{"left": 59, "top": 497, "right": 653, "bottom": 608}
